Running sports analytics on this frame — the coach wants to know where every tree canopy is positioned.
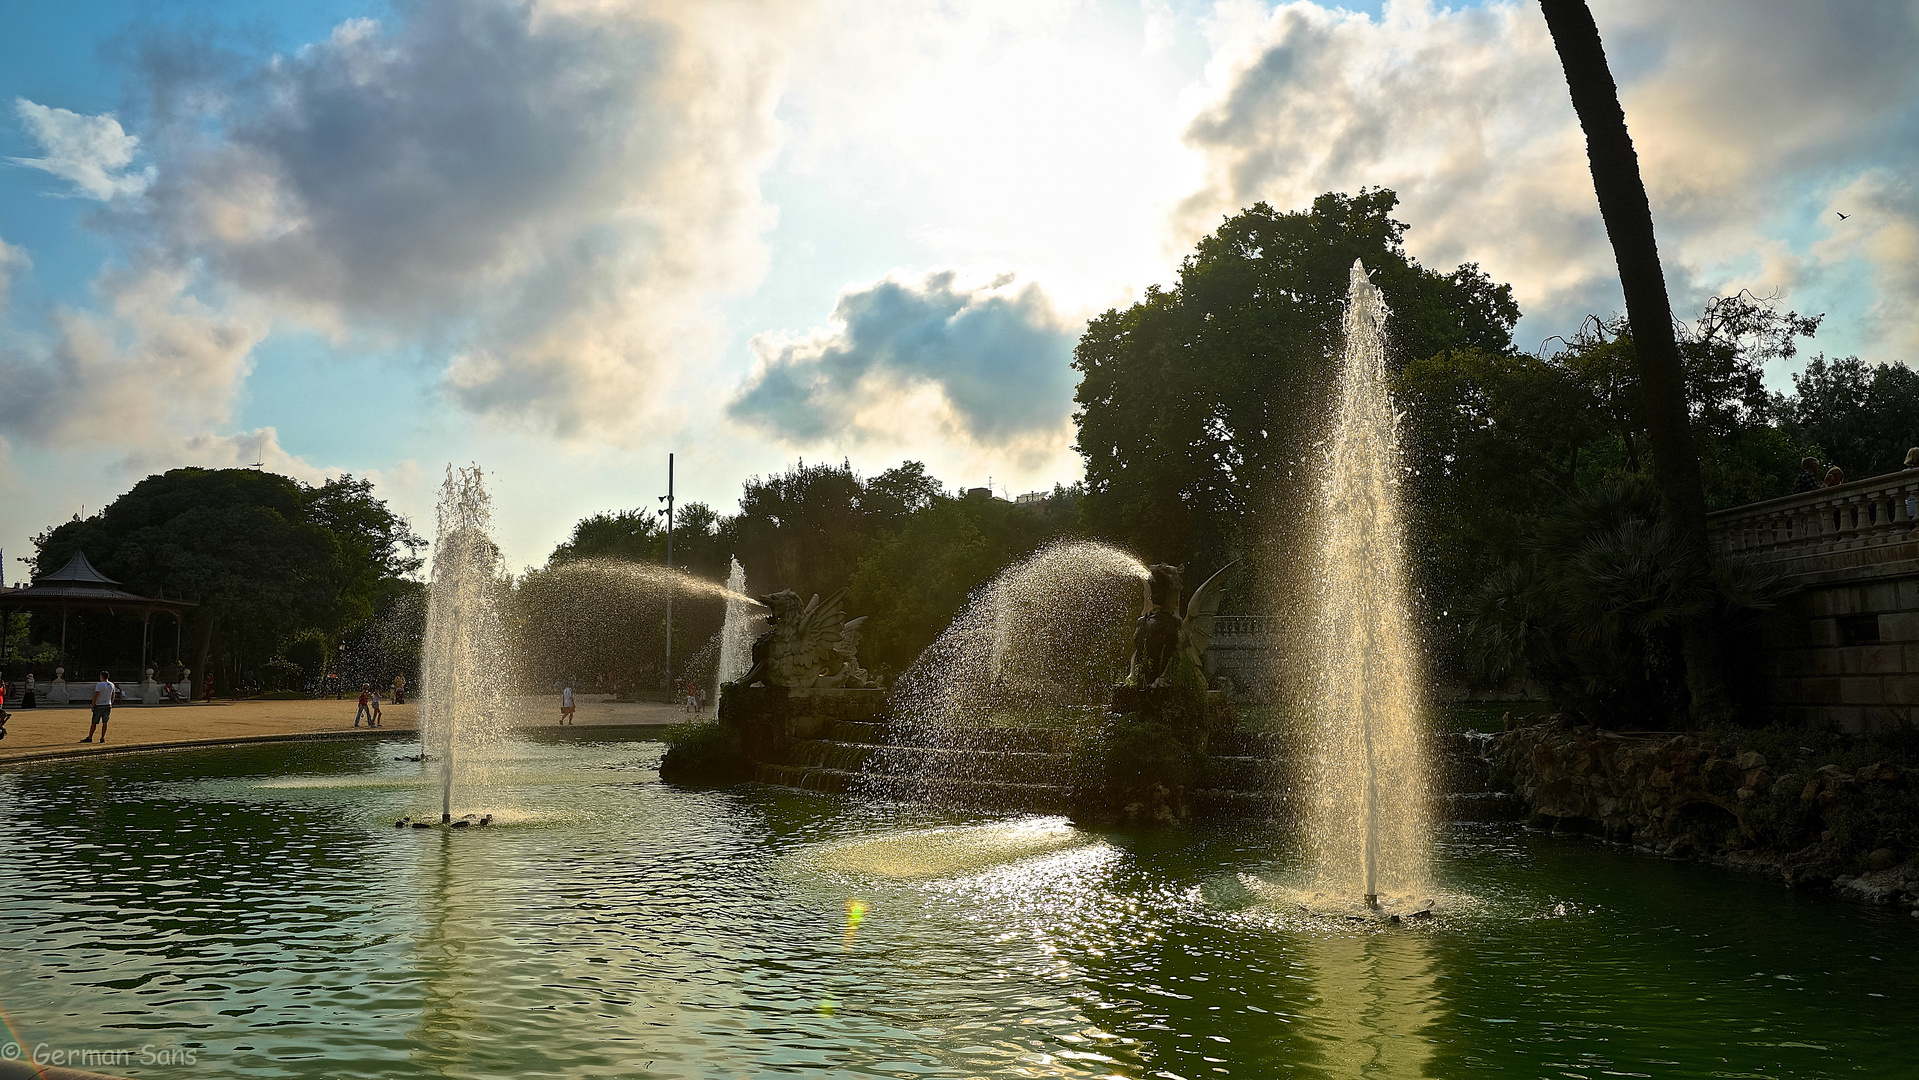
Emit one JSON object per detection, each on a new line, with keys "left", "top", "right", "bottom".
{"left": 26, "top": 468, "right": 422, "bottom": 690}
{"left": 1072, "top": 189, "right": 1519, "bottom": 575}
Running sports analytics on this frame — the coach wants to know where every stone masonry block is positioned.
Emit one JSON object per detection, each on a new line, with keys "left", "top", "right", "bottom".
{"left": 1862, "top": 644, "right": 1905, "bottom": 673}
{"left": 1883, "top": 675, "right": 1919, "bottom": 706}
{"left": 1810, "top": 648, "right": 1845, "bottom": 675}
{"left": 1898, "top": 579, "right": 1919, "bottom": 610}
{"left": 1804, "top": 590, "right": 1838, "bottom": 617}
{"left": 1839, "top": 646, "right": 1869, "bottom": 674}
{"left": 1880, "top": 612, "right": 1919, "bottom": 642}
{"left": 1806, "top": 619, "right": 1841, "bottom": 648}
{"left": 1841, "top": 676, "right": 1887, "bottom": 705}
{"left": 1869, "top": 583, "right": 1900, "bottom": 611}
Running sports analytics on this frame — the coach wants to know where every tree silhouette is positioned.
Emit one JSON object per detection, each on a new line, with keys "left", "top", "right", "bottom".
{"left": 1539, "top": 0, "right": 1733, "bottom": 724}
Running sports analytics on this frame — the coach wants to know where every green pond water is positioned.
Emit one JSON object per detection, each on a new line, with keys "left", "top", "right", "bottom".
{"left": 1, "top": 734, "right": 1913, "bottom": 1079}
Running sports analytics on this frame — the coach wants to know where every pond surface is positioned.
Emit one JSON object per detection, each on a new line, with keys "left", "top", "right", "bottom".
{"left": 1, "top": 735, "right": 1914, "bottom": 1079}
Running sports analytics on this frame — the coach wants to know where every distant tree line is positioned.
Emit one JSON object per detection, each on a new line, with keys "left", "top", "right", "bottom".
{"left": 514, "top": 461, "right": 1082, "bottom": 691}
{"left": 23, "top": 191, "right": 1916, "bottom": 723}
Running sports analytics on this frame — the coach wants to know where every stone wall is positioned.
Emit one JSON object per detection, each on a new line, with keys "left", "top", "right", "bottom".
{"left": 1757, "top": 567, "right": 1919, "bottom": 731}
{"left": 1496, "top": 720, "right": 1919, "bottom": 914}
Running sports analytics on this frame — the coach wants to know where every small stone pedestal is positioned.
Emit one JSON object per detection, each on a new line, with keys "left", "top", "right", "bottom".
{"left": 1072, "top": 687, "right": 1239, "bottom": 825}
{"left": 661, "top": 683, "right": 889, "bottom": 784}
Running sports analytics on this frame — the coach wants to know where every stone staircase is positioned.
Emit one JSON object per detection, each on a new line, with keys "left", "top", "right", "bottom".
{"left": 749, "top": 715, "right": 1516, "bottom": 822}
{"left": 754, "top": 718, "right": 1287, "bottom": 818}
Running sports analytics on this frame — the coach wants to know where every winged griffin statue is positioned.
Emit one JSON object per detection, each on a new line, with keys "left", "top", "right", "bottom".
{"left": 736, "top": 588, "right": 872, "bottom": 689}
{"left": 1126, "top": 560, "right": 1238, "bottom": 689}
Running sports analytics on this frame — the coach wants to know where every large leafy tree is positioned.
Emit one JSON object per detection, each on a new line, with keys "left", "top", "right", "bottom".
{"left": 29, "top": 468, "right": 422, "bottom": 690}
{"left": 1072, "top": 189, "right": 1518, "bottom": 577}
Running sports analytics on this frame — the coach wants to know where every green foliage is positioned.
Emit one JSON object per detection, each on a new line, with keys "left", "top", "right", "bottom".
{"left": 26, "top": 468, "right": 422, "bottom": 691}
{"left": 1073, "top": 189, "right": 1519, "bottom": 572}
{"left": 1463, "top": 478, "right": 1779, "bottom": 724}
{"left": 1401, "top": 292, "right": 1823, "bottom": 692}
{"left": 846, "top": 489, "right": 1077, "bottom": 679}
{"left": 658, "top": 720, "right": 748, "bottom": 784}
{"left": 1784, "top": 354, "right": 1919, "bottom": 482}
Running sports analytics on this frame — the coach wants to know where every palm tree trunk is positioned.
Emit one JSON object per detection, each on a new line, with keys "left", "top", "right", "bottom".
{"left": 1540, "top": 0, "right": 1734, "bottom": 725}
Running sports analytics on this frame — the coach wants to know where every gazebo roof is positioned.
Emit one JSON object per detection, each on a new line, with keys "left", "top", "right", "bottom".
{"left": 0, "top": 552, "right": 196, "bottom": 613}
{"left": 38, "top": 551, "right": 123, "bottom": 587}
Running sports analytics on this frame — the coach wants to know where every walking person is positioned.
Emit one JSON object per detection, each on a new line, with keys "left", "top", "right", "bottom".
{"left": 369, "top": 687, "right": 383, "bottom": 728}
{"left": 202, "top": 671, "right": 215, "bottom": 701}
{"left": 1, "top": 670, "right": 11, "bottom": 739}
{"left": 355, "top": 684, "right": 373, "bottom": 727}
{"left": 560, "top": 685, "right": 575, "bottom": 725}
{"left": 82, "top": 670, "right": 119, "bottom": 743}
{"left": 392, "top": 673, "right": 406, "bottom": 706}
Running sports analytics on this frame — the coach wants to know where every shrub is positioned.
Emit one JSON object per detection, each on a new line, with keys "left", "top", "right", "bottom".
{"left": 658, "top": 720, "right": 748, "bottom": 784}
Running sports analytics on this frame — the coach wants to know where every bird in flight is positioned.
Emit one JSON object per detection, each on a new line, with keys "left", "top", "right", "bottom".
{"left": 1837, "top": 211, "right": 1850, "bottom": 220}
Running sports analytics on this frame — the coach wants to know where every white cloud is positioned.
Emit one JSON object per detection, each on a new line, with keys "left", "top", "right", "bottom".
{"left": 9, "top": 98, "right": 154, "bottom": 200}
{"left": 0, "top": 263, "right": 264, "bottom": 448}
{"left": 1176, "top": 0, "right": 1919, "bottom": 346}
{"left": 730, "top": 269, "right": 1080, "bottom": 451}
{"left": 0, "top": 235, "right": 27, "bottom": 309}
{"left": 1815, "top": 170, "right": 1919, "bottom": 355}
{"left": 129, "top": 0, "right": 790, "bottom": 434}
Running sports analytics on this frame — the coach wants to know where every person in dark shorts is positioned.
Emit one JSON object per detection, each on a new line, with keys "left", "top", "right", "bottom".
{"left": 560, "top": 685, "right": 575, "bottom": 725}
{"left": 83, "top": 670, "right": 119, "bottom": 743}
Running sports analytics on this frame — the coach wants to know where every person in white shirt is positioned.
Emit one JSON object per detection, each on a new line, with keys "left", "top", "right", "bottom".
{"left": 83, "top": 669, "right": 120, "bottom": 743}
{"left": 560, "top": 685, "right": 575, "bottom": 725}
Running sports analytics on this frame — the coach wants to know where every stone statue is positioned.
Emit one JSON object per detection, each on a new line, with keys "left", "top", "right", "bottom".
{"left": 737, "top": 588, "right": 872, "bottom": 689}
{"left": 1127, "top": 560, "right": 1237, "bottom": 688}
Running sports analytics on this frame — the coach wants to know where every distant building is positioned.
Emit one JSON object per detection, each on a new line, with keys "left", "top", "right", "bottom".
{"left": 1014, "top": 491, "right": 1048, "bottom": 505}
{"left": 964, "top": 486, "right": 997, "bottom": 500}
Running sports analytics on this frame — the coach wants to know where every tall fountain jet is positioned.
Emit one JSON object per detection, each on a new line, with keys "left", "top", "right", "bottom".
{"left": 422, "top": 465, "right": 510, "bottom": 823}
{"left": 716, "top": 557, "right": 755, "bottom": 691}
{"left": 1305, "top": 260, "right": 1429, "bottom": 907}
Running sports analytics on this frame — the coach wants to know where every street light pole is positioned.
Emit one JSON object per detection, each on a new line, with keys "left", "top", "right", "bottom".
{"left": 660, "top": 453, "right": 675, "bottom": 700}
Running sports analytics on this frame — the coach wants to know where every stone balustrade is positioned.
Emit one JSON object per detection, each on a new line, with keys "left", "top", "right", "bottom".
{"left": 1707, "top": 470, "right": 1919, "bottom": 578}
{"left": 1212, "top": 615, "right": 1280, "bottom": 638}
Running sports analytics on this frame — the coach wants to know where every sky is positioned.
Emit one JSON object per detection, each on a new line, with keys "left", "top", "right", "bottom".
{"left": 2, "top": 0, "right": 1916, "bottom": 578}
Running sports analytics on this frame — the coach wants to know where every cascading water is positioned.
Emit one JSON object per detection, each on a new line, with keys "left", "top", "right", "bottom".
{"left": 876, "top": 540, "right": 1150, "bottom": 801}
{"left": 1304, "top": 259, "right": 1429, "bottom": 906}
{"left": 421, "top": 465, "right": 511, "bottom": 823}
{"left": 716, "top": 557, "right": 755, "bottom": 693}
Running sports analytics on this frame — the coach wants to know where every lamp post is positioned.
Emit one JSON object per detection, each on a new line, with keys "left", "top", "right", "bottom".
{"left": 337, "top": 643, "right": 346, "bottom": 699}
{"left": 658, "top": 453, "right": 675, "bottom": 700}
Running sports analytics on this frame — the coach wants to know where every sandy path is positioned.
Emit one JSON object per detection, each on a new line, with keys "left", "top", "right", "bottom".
{"left": 0, "top": 695, "right": 696, "bottom": 764}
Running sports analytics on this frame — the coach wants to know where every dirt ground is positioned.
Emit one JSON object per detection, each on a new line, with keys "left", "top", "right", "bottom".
{"left": 0, "top": 694, "right": 696, "bottom": 763}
